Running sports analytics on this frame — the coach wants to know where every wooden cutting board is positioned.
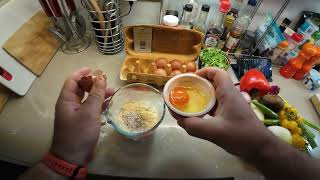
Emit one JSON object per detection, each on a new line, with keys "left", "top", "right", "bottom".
{"left": 0, "top": 84, "right": 11, "bottom": 112}
{"left": 2, "top": 11, "right": 61, "bottom": 76}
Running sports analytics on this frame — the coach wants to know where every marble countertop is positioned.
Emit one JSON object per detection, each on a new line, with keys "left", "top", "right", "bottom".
{"left": 0, "top": 44, "right": 319, "bottom": 179}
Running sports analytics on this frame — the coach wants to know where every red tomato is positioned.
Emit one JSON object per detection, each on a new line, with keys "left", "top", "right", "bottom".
{"left": 169, "top": 87, "right": 189, "bottom": 107}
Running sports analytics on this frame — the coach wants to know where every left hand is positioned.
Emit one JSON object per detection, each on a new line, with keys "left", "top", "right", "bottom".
{"left": 50, "top": 68, "right": 114, "bottom": 165}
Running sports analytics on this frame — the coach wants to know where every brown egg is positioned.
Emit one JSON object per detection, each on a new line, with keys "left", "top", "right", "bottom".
{"left": 170, "top": 60, "right": 182, "bottom": 71}
{"left": 186, "top": 62, "right": 196, "bottom": 72}
{"left": 154, "top": 68, "right": 167, "bottom": 76}
{"left": 155, "top": 58, "right": 167, "bottom": 69}
{"left": 170, "top": 70, "right": 182, "bottom": 76}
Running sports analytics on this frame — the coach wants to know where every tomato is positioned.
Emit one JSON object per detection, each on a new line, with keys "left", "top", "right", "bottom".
{"left": 170, "top": 87, "right": 189, "bottom": 107}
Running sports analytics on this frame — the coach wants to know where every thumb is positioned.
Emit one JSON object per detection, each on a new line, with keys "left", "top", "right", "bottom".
{"left": 82, "top": 78, "right": 106, "bottom": 114}
{"left": 179, "top": 117, "right": 222, "bottom": 142}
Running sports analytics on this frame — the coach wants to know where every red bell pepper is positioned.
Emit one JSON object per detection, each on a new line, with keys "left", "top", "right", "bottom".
{"left": 240, "top": 69, "right": 271, "bottom": 97}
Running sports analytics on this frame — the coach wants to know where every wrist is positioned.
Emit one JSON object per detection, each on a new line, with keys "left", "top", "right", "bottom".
{"left": 42, "top": 152, "right": 88, "bottom": 180}
{"left": 50, "top": 145, "right": 89, "bottom": 166}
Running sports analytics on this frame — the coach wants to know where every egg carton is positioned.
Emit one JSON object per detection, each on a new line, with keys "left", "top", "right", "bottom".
{"left": 120, "top": 25, "right": 203, "bottom": 86}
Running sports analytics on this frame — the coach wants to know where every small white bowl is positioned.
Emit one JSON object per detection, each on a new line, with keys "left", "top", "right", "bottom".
{"left": 163, "top": 73, "right": 216, "bottom": 117}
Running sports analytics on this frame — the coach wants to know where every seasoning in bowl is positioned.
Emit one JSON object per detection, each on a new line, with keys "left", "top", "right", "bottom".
{"left": 116, "top": 101, "right": 158, "bottom": 133}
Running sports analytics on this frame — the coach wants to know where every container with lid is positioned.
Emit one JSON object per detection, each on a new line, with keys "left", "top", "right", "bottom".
{"left": 204, "top": 0, "right": 231, "bottom": 48}
{"left": 235, "top": 30, "right": 255, "bottom": 55}
{"left": 165, "top": 10, "right": 179, "bottom": 18}
{"left": 163, "top": 15, "right": 179, "bottom": 27}
{"left": 269, "top": 41, "right": 288, "bottom": 66}
{"left": 223, "top": 16, "right": 249, "bottom": 52}
{"left": 238, "top": 0, "right": 257, "bottom": 19}
{"left": 280, "top": 43, "right": 317, "bottom": 79}
{"left": 218, "top": 15, "right": 236, "bottom": 49}
{"left": 193, "top": 4, "right": 210, "bottom": 34}
{"left": 293, "top": 47, "right": 320, "bottom": 80}
{"left": 180, "top": 4, "right": 193, "bottom": 29}
{"left": 227, "top": 8, "right": 239, "bottom": 18}
{"left": 300, "top": 19, "right": 319, "bottom": 36}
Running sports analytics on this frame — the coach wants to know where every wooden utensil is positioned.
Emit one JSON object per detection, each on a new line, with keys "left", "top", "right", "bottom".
{"left": 2, "top": 11, "right": 61, "bottom": 76}
{"left": 89, "top": 0, "right": 106, "bottom": 36}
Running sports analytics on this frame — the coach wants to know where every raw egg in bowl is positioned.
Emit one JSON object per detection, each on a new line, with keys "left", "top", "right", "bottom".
{"left": 163, "top": 74, "right": 216, "bottom": 117}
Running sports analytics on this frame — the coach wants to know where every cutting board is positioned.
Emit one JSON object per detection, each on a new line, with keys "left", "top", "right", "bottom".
{"left": 0, "top": 84, "right": 11, "bottom": 112}
{"left": 2, "top": 11, "right": 61, "bottom": 76}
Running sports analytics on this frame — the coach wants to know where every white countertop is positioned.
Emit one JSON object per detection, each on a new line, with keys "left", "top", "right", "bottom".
{"left": 0, "top": 44, "right": 320, "bottom": 179}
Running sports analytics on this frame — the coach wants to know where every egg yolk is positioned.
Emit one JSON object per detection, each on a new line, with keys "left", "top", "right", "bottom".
{"left": 170, "top": 87, "right": 189, "bottom": 107}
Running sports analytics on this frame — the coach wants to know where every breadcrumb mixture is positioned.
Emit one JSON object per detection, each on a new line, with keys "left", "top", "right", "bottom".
{"left": 117, "top": 101, "right": 158, "bottom": 133}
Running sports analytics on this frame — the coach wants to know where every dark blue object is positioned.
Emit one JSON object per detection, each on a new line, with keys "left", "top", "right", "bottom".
{"left": 231, "top": 55, "right": 273, "bottom": 82}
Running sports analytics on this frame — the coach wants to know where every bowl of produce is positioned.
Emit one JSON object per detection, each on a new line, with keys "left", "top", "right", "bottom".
{"left": 163, "top": 73, "right": 216, "bottom": 117}
{"left": 199, "top": 48, "right": 230, "bottom": 70}
{"left": 102, "top": 83, "right": 166, "bottom": 141}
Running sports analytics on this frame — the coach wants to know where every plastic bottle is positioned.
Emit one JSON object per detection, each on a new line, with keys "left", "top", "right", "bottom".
{"left": 293, "top": 47, "right": 320, "bottom": 80}
{"left": 222, "top": 16, "right": 249, "bottom": 52}
{"left": 204, "top": 0, "right": 231, "bottom": 48}
{"left": 280, "top": 43, "right": 318, "bottom": 79}
{"left": 193, "top": 4, "right": 210, "bottom": 34}
{"left": 269, "top": 41, "right": 288, "bottom": 66}
{"left": 180, "top": 4, "right": 193, "bottom": 29}
{"left": 238, "top": 0, "right": 257, "bottom": 19}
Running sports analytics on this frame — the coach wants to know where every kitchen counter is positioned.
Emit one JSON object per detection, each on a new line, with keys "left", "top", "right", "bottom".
{"left": 0, "top": 44, "right": 320, "bottom": 179}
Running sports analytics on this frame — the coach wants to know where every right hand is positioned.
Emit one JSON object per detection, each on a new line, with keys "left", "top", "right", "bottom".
{"left": 171, "top": 68, "right": 275, "bottom": 159}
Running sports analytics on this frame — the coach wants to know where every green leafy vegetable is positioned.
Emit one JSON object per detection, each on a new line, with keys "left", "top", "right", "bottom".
{"left": 303, "top": 118, "right": 320, "bottom": 133}
{"left": 200, "top": 48, "right": 229, "bottom": 70}
{"left": 301, "top": 124, "right": 318, "bottom": 149}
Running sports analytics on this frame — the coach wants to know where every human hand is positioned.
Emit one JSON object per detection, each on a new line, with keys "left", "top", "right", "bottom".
{"left": 171, "top": 68, "right": 275, "bottom": 159}
{"left": 50, "top": 68, "right": 114, "bottom": 165}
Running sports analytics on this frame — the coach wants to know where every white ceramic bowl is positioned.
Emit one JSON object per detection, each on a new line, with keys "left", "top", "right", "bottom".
{"left": 163, "top": 74, "right": 216, "bottom": 117}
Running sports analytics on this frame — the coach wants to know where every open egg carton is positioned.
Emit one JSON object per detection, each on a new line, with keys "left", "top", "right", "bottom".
{"left": 120, "top": 25, "right": 203, "bottom": 86}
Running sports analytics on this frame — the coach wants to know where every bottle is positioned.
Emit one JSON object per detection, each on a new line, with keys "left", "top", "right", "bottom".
{"left": 218, "top": 15, "right": 235, "bottom": 49}
{"left": 186, "top": 0, "right": 200, "bottom": 24}
{"left": 269, "top": 41, "right": 288, "bottom": 66}
{"left": 281, "top": 33, "right": 303, "bottom": 59}
{"left": 280, "top": 43, "right": 317, "bottom": 79}
{"left": 204, "top": 0, "right": 231, "bottom": 48}
{"left": 193, "top": 4, "right": 210, "bottom": 34}
{"left": 235, "top": 30, "right": 255, "bottom": 55}
{"left": 232, "top": 0, "right": 245, "bottom": 12}
{"left": 227, "top": 8, "right": 239, "bottom": 19}
{"left": 223, "top": 16, "right": 249, "bottom": 52}
{"left": 293, "top": 47, "right": 320, "bottom": 80}
{"left": 238, "top": 0, "right": 257, "bottom": 19}
{"left": 180, "top": 4, "right": 193, "bottom": 29}
{"left": 279, "top": 18, "right": 291, "bottom": 33}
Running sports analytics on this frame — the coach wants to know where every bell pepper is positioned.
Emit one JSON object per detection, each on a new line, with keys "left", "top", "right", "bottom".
{"left": 240, "top": 69, "right": 271, "bottom": 97}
